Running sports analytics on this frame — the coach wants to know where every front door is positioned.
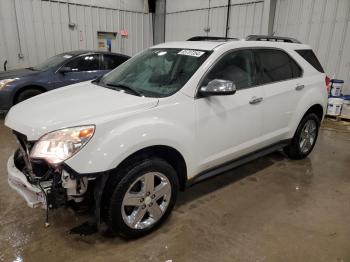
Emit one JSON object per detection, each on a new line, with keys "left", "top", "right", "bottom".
{"left": 54, "top": 54, "right": 102, "bottom": 88}
{"left": 195, "top": 49, "right": 264, "bottom": 172}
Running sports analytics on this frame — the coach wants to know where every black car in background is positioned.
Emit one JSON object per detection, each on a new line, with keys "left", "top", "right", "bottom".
{"left": 0, "top": 51, "right": 130, "bottom": 111}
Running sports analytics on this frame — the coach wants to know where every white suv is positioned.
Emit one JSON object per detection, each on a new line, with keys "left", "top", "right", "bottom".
{"left": 5, "top": 35, "right": 328, "bottom": 238}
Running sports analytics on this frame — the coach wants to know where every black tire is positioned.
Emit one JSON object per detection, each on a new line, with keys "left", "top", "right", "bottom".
{"left": 106, "top": 157, "right": 178, "bottom": 239}
{"left": 284, "top": 113, "right": 320, "bottom": 159}
{"left": 15, "top": 89, "right": 43, "bottom": 104}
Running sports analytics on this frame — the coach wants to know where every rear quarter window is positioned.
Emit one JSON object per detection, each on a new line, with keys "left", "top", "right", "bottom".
{"left": 295, "top": 49, "right": 324, "bottom": 73}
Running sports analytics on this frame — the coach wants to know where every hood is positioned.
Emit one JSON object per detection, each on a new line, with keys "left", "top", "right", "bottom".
{"left": 5, "top": 81, "right": 159, "bottom": 140}
{"left": 0, "top": 68, "right": 42, "bottom": 79}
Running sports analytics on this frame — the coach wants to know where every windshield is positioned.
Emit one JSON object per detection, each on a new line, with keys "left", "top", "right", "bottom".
{"left": 33, "top": 53, "right": 74, "bottom": 71}
{"left": 98, "top": 48, "right": 211, "bottom": 97}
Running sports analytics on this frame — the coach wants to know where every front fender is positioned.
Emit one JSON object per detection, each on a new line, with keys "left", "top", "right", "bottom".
{"left": 65, "top": 114, "right": 195, "bottom": 177}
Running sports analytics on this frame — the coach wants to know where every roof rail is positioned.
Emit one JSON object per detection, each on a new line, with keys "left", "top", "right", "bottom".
{"left": 245, "top": 35, "right": 301, "bottom": 44}
{"left": 187, "top": 36, "right": 238, "bottom": 41}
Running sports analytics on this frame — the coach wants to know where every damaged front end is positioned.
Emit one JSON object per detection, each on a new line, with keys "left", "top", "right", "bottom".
{"left": 8, "top": 131, "right": 106, "bottom": 228}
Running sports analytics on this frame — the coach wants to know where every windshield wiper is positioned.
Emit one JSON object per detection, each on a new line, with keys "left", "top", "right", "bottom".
{"left": 105, "top": 83, "right": 143, "bottom": 97}
{"left": 27, "top": 67, "right": 38, "bottom": 71}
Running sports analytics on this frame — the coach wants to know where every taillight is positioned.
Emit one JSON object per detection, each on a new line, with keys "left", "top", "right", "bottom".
{"left": 325, "top": 76, "right": 331, "bottom": 93}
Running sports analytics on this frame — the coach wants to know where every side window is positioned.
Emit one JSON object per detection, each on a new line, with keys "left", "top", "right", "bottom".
{"left": 66, "top": 54, "right": 100, "bottom": 72}
{"left": 102, "top": 55, "right": 128, "bottom": 70}
{"left": 203, "top": 50, "right": 256, "bottom": 90}
{"left": 255, "top": 49, "right": 302, "bottom": 85}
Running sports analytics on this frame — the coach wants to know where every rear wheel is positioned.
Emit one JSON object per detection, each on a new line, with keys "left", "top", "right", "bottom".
{"left": 107, "top": 157, "right": 178, "bottom": 238}
{"left": 284, "top": 113, "right": 320, "bottom": 159}
{"left": 15, "top": 89, "right": 43, "bottom": 104}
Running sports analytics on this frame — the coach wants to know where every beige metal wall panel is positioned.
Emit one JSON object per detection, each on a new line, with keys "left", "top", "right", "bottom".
{"left": 274, "top": 0, "right": 350, "bottom": 93}
{"left": 166, "top": 0, "right": 210, "bottom": 13}
{"left": 228, "top": 1, "right": 264, "bottom": 38}
{"left": 47, "top": 0, "right": 148, "bottom": 13}
{"left": 0, "top": 0, "right": 24, "bottom": 69}
{"left": 165, "top": 0, "right": 264, "bottom": 41}
{"left": 208, "top": 7, "right": 227, "bottom": 37}
{"left": 165, "top": 9, "right": 209, "bottom": 41}
{"left": 0, "top": 0, "right": 152, "bottom": 70}
{"left": 122, "top": 11, "right": 152, "bottom": 55}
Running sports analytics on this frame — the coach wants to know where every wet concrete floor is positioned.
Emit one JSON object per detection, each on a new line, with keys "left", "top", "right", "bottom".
{"left": 0, "top": 118, "right": 350, "bottom": 262}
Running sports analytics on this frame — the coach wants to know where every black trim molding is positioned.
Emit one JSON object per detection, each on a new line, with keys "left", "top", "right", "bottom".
{"left": 187, "top": 139, "right": 291, "bottom": 186}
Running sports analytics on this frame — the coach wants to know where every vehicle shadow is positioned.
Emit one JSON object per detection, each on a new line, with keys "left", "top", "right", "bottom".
{"left": 177, "top": 150, "right": 285, "bottom": 206}
{"left": 94, "top": 151, "right": 286, "bottom": 239}
{"left": 72, "top": 151, "right": 285, "bottom": 238}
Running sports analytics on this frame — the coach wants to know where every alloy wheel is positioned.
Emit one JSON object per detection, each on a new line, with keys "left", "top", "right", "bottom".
{"left": 299, "top": 119, "right": 317, "bottom": 154}
{"left": 121, "top": 172, "right": 172, "bottom": 230}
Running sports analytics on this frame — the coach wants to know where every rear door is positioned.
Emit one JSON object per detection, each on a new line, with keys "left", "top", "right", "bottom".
{"left": 254, "top": 49, "right": 303, "bottom": 143}
{"left": 100, "top": 54, "right": 129, "bottom": 75}
{"left": 54, "top": 54, "right": 101, "bottom": 88}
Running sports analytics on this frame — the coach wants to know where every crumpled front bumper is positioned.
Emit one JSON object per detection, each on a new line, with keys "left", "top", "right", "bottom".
{"left": 7, "top": 154, "right": 46, "bottom": 208}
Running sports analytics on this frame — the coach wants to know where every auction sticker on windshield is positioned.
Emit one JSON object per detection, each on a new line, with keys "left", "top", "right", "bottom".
{"left": 178, "top": 49, "right": 205, "bottom": 57}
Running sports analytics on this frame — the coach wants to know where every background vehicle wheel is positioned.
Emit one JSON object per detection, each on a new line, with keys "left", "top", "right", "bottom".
{"left": 15, "top": 89, "right": 43, "bottom": 104}
{"left": 284, "top": 113, "right": 320, "bottom": 159}
{"left": 107, "top": 157, "right": 178, "bottom": 238}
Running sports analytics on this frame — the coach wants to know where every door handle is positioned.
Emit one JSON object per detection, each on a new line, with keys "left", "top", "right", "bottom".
{"left": 295, "top": 84, "right": 305, "bottom": 91}
{"left": 249, "top": 96, "right": 263, "bottom": 105}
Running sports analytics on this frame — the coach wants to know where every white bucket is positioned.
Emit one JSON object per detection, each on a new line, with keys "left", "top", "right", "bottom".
{"left": 341, "top": 98, "right": 350, "bottom": 117}
{"left": 330, "top": 82, "right": 343, "bottom": 97}
{"left": 342, "top": 104, "right": 350, "bottom": 117}
{"left": 327, "top": 98, "right": 343, "bottom": 116}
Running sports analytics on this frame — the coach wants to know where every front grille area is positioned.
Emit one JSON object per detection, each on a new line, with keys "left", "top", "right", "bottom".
{"left": 14, "top": 151, "right": 50, "bottom": 180}
{"left": 31, "top": 159, "right": 50, "bottom": 177}
{"left": 13, "top": 131, "right": 35, "bottom": 154}
{"left": 11, "top": 131, "right": 68, "bottom": 209}
{"left": 12, "top": 131, "right": 50, "bottom": 179}
{"left": 14, "top": 149, "right": 26, "bottom": 171}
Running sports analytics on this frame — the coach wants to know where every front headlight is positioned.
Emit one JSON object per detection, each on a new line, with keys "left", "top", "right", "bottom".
{"left": 30, "top": 125, "right": 95, "bottom": 165}
{"left": 0, "top": 79, "right": 16, "bottom": 90}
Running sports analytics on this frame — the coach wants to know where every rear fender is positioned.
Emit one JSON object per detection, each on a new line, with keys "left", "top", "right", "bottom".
{"left": 288, "top": 77, "right": 327, "bottom": 137}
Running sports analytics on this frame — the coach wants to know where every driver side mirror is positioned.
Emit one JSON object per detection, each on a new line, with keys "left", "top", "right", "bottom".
{"left": 59, "top": 66, "right": 72, "bottom": 74}
{"left": 199, "top": 79, "right": 236, "bottom": 97}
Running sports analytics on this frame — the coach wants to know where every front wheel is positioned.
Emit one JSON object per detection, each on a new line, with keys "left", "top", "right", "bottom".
{"left": 284, "top": 113, "right": 320, "bottom": 159}
{"left": 107, "top": 157, "right": 178, "bottom": 238}
{"left": 15, "top": 89, "right": 43, "bottom": 104}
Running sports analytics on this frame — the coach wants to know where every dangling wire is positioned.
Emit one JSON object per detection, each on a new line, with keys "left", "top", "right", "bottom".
{"left": 38, "top": 182, "right": 50, "bottom": 227}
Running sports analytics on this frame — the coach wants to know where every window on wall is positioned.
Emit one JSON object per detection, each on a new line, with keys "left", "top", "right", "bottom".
{"left": 66, "top": 54, "right": 100, "bottom": 72}
{"left": 254, "top": 49, "right": 302, "bottom": 84}
{"left": 202, "top": 50, "right": 257, "bottom": 90}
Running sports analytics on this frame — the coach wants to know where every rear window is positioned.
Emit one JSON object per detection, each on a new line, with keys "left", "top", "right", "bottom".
{"left": 295, "top": 49, "right": 324, "bottom": 73}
